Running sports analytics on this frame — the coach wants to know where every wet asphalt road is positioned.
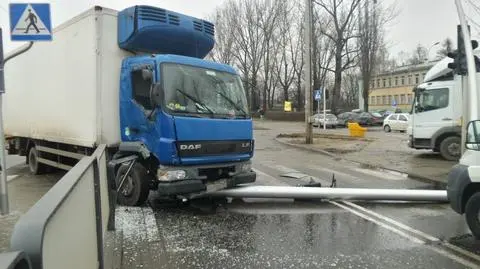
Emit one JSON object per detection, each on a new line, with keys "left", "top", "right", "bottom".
{"left": 144, "top": 128, "right": 480, "bottom": 269}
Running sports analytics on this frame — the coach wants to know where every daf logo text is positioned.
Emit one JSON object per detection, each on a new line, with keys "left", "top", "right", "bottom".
{"left": 180, "top": 144, "right": 202, "bottom": 150}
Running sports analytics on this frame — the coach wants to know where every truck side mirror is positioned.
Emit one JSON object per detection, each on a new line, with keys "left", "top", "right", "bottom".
{"left": 151, "top": 83, "right": 164, "bottom": 106}
{"left": 466, "top": 120, "right": 480, "bottom": 150}
{"left": 142, "top": 69, "right": 153, "bottom": 81}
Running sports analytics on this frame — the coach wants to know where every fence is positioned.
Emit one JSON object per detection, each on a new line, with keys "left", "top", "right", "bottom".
{"left": 1, "top": 144, "right": 113, "bottom": 269}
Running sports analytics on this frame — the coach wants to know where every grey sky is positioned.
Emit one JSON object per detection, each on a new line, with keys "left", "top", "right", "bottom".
{"left": 1, "top": 0, "right": 479, "bottom": 59}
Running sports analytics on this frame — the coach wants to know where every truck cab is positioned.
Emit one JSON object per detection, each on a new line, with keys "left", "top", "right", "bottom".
{"left": 111, "top": 6, "right": 256, "bottom": 205}
{"left": 408, "top": 58, "right": 462, "bottom": 161}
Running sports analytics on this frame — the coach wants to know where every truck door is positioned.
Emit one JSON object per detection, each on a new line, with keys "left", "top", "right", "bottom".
{"left": 120, "top": 62, "right": 160, "bottom": 145}
{"left": 412, "top": 86, "right": 452, "bottom": 144}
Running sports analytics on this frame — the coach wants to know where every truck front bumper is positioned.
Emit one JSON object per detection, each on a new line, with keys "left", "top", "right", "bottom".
{"left": 156, "top": 170, "right": 256, "bottom": 197}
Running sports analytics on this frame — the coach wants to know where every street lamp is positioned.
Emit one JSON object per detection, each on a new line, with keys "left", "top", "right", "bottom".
{"left": 426, "top": 41, "right": 440, "bottom": 62}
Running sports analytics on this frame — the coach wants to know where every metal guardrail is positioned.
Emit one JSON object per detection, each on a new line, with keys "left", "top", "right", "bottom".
{"left": 1, "top": 144, "right": 113, "bottom": 269}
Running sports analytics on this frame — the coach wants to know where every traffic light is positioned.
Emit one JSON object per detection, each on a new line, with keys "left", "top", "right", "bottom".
{"left": 447, "top": 25, "right": 478, "bottom": 75}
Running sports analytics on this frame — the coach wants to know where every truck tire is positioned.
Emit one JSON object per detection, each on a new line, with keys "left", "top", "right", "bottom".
{"left": 439, "top": 136, "right": 461, "bottom": 161}
{"left": 28, "top": 146, "right": 47, "bottom": 175}
{"left": 115, "top": 163, "right": 150, "bottom": 206}
{"left": 465, "top": 192, "right": 480, "bottom": 239}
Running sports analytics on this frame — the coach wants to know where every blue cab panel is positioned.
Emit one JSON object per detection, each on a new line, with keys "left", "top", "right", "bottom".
{"left": 118, "top": 5, "right": 215, "bottom": 58}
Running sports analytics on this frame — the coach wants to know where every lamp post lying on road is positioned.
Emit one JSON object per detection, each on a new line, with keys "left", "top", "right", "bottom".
{"left": 210, "top": 186, "right": 448, "bottom": 202}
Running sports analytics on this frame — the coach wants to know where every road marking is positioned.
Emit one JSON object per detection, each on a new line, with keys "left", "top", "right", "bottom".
{"left": 332, "top": 201, "right": 480, "bottom": 269}
{"left": 253, "top": 166, "right": 480, "bottom": 266}
{"left": 7, "top": 175, "right": 18, "bottom": 182}
{"left": 342, "top": 201, "right": 439, "bottom": 242}
{"left": 330, "top": 201, "right": 424, "bottom": 244}
{"left": 353, "top": 167, "right": 407, "bottom": 181}
{"left": 253, "top": 168, "right": 288, "bottom": 186}
{"left": 308, "top": 166, "right": 360, "bottom": 181}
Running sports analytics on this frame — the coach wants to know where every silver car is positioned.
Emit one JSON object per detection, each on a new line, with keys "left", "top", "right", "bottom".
{"left": 313, "top": 113, "right": 338, "bottom": 128}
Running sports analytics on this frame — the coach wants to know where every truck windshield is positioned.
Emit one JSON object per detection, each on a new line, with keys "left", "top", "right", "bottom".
{"left": 414, "top": 88, "right": 449, "bottom": 113}
{"left": 162, "top": 63, "right": 249, "bottom": 118}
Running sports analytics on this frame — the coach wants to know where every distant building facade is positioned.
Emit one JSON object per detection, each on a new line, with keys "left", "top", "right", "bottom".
{"left": 367, "top": 61, "right": 438, "bottom": 112}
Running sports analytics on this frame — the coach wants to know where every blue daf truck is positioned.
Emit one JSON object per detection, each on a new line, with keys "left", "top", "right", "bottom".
{"left": 4, "top": 5, "right": 256, "bottom": 206}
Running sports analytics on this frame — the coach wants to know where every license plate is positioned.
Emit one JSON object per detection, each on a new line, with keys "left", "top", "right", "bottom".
{"left": 206, "top": 179, "right": 228, "bottom": 192}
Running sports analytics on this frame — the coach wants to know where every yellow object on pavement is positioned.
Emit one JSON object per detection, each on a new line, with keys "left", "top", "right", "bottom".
{"left": 348, "top": 122, "right": 367, "bottom": 137}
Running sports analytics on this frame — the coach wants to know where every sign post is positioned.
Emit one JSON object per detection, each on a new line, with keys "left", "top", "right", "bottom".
{"left": 323, "top": 88, "right": 326, "bottom": 130}
{"left": 314, "top": 89, "right": 322, "bottom": 129}
{"left": 0, "top": 3, "right": 51, "bottom": 215}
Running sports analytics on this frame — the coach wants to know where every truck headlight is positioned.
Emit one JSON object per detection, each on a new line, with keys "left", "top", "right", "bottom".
{"left": 157, "top": 170, "right": 186, "bottom": 181}
{"left": 240, "top": 163, "right": 251, "bottom": 173}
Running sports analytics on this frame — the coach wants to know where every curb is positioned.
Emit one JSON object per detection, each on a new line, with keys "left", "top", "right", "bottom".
{"left": 274, "top": 136, "right": 447, "bottom": 187}
{"left": 274, "top": 137, "right": 339, "bottom": 159}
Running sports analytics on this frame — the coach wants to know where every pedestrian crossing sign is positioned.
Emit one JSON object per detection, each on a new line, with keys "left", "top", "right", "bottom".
{"left": 9, "top": 3, "right": 52, "bottom": 41}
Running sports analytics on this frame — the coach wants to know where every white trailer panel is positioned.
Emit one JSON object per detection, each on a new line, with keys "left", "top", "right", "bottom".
{"left": 3, "top": 7, "right": 130, "bottom": 148}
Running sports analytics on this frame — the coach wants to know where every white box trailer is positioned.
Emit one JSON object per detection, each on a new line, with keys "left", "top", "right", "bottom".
{"left": 4, "top": 7, "right": 130, "bottom": 149}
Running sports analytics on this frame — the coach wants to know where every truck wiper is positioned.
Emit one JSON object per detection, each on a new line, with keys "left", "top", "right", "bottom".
{"left": 175, "top": 88, "right": 214, "bottom": 116}
{"left": 215, "top": 90, "right": 248, "bottom": 117}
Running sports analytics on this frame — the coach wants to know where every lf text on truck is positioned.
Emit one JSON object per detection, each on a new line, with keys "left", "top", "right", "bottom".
{"left": 3, "top": 5, "right": 256, "bottom": 206}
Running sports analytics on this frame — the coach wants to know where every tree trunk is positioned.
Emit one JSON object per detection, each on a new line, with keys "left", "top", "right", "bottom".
{"left": 332, "top": 47, "right": 343, "bottom": 112}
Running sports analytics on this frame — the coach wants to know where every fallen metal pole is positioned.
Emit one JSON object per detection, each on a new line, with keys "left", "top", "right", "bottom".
{"left": 210, "top": 186, "right": 448, "bottom": 202}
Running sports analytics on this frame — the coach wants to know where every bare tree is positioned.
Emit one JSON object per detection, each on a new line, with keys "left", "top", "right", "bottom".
{"left": 258, "top": 0, "right": 282, "bottom": 110}
{"left": 274, "top": 0, "right": 297, "bottom": 104}
{"left": 314, "top": 0, "right": 362, "bottom": 113}
{"left": 358, "top": 0, "right": 395, "bottom": 112}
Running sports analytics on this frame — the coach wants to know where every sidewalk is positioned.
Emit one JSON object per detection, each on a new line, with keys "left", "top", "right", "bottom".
{"left": 254, "top": 120, "right": 455, "bottom": 184}
{"left": 0, "top": 160, "right": 60, "bottom": 252}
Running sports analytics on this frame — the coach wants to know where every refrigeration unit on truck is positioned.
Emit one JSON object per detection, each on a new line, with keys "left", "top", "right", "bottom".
{"left": 4, "top": 5, "right": 256, "bottom": 206}
{"left": 407, "top": 57, "right": 462, "bottom": 161}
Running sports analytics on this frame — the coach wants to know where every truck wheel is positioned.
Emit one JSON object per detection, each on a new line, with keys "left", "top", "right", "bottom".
{"left": 465, "top": 192, "right": 480, "bottom": 239}
{"left": 115, "top": 163, "right": 150, "bottom": 206}
{"left": 439, "top": 136, "right": 461, "bottom": 161}
{"left": 28, "top": 146, "right": 47, "bottom": 175}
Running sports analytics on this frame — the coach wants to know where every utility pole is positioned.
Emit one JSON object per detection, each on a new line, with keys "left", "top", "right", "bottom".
{"left": 304, "top": 0, "right": 313, "bottom": 144}
{"left": 0, "top": 27, "right": 34, "bottom": 215}
{"left": 0, "top": 28, "right": 9, "bottom": 215}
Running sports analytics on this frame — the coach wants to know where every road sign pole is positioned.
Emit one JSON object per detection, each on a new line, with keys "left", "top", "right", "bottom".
{"left": 304, "top": 0, "right": 313, "bottom": 144}
{"left": 0, "top": 28, "right": 9, "bottom": 215}
{"left": 323, "top": 88, "right": 326, "bottom": 130}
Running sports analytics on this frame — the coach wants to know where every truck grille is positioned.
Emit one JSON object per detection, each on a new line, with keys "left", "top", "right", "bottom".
{"left": 176, "top": 140, "right": 252, "bottom": 157}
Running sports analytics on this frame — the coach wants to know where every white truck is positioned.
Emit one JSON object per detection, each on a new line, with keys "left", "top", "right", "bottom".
{"left": 407, "top": 57, "right": 463, "bottom": 161}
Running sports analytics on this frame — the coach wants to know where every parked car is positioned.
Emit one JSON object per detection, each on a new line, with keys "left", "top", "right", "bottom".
{"left": 336, "top": 112, "right": 360, "bottom": 127}
{"left": 313, "top": 113, "right": 338, "bottom": 128}
{"left": 357, "top": 112, "right": 384, "bottom": 126}
{"left": 383, "top": 113, "right": 410, "bottom": 132}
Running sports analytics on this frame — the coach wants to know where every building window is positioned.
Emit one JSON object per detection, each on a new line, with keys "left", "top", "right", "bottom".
{"left": 415, "top": 74, "right": 419, "bottom": 84}
{"left": 377, "top": 79, "right": 380, "bottom": 88}
{"left": 400, "top": 94, "right": 406, "bottom": 104}
{"left": 408, "top": 75, "right": 412, "bottom": 85}
{"left": 383, "top": 79, "right": 386, "bottom": 87}
{"left": 383, "top": 95, "right": 387, "bottom": 104}
{"left": 370, "top": 96, "right": 375, "bottom": 105}
{"left": 376, "top": 96, "right": 381, "bottom": 104}
{"left": 371, "top": 80, "right": 375, "bottom": 89}
{"left": 395, "top": 77, "right": 398, "bottom": 86}
{"left": 388, "top": 78, "right": 392, "bottom": 87}
{"left": 407, "top": 94, "right": 413, "bottom": 104}
{"left": 401, "top": 76, "right": 405, "bottom": 85}
{"left": 394, "top": 95, "right": 399, "bottom": 104}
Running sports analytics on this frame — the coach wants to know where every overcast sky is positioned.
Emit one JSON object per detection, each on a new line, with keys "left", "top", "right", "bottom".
{"left": 0, "top": 0, "right": 479, "bottom": 59}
